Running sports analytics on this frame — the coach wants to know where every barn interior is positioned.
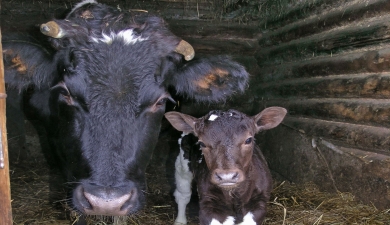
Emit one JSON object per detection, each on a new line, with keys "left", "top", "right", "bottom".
{"left": 1, "top": 0, "right": 390, "bottom": 224}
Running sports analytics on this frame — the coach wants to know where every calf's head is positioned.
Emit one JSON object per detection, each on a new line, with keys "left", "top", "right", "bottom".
{"left": 165, "top": 107, "right": 287, "bottom": 189}
{"left": 3, "top": 0, "right": 249, "bottom": 216}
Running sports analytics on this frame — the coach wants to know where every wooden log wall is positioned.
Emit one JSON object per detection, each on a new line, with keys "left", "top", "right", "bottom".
{"left": 254, "top": 0, "right": 390, "bottom": 209}
{"left": 163, "top": 0, "right": 390, "bottom": 209}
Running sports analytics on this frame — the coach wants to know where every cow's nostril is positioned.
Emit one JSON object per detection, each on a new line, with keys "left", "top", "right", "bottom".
{"left": 83, "top": 191, "right": 132, "bottom": 216}
{"left": 232, "top": 172, "right": 239, "bottom": 180}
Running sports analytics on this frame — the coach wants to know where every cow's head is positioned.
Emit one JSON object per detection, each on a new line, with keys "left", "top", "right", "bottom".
{"left": 3, "top": 0, "right": 249, "bottom": 216}
{"left": 165, "top": 107, "right": 287, "bottom": 189}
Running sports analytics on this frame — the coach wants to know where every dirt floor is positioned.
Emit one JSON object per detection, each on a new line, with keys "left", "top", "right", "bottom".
{"left": 2, "top": 0, "right": 390, "bottom": 224}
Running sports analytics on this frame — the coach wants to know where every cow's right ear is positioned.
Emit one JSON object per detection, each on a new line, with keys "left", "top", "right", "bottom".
{"left": 2, "top": 38, "right": 56, "bottom": 91}
{"left": 164, "top": 111, "right": 197, "bottom": 134}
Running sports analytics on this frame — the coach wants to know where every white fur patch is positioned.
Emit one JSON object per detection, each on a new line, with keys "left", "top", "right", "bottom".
{"left": 92, "top": 29, "right": 149, "bottom": 45}
{"left": 70, "top": 0, "right": 97, "bottom": 15}
{"left": 237, "top": 212, "right": 256, "bottom": 225}
{"left": 210, "top": 216, "right": 235, "bottom": 225}
{"left": 174, "top": 132, "right": 193, "bottom": 225}
{"left": 208, "top": 114, "right": 218, "bottom": 121}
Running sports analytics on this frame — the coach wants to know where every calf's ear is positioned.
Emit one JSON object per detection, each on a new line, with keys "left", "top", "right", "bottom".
{"left": 166, "top": 55, "right": 249, "bottom": 103}
{"left": 254, "top": 107, "right": 287, "bottom": 132}
{"left": 164, "top": 112, "right": 197, "bottom": 134}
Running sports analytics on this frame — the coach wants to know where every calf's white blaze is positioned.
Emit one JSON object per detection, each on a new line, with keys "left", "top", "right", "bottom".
{"left": 208, "top": 114, "right": 218, "bottom": 121}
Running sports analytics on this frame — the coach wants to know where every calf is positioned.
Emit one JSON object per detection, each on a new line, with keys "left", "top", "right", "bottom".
{"left": 165, "top": 107, "right": 287, "bottom": 225}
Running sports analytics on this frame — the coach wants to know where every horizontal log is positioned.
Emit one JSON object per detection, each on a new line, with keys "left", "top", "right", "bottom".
{"left": 281, "top": 116, "right": 390, "bottom": 153}
{"left": 167, "top": 19, "right": 259, "bottom": 55}
{"left": 183, "top": 37, "right": 257, "bottom": 55}
{"left": 257, "top": 0, "right": 341, "bottom": 30}
{"left": 256, "top": 14, "right": 390, "bottom": 64}
{"left": 257, "top": 47, "right": 390, "bottom": 82}
{"left": 263, "top": 98, "right": 390, "bottom": 128}
{"left": 259, "top": 0, "right": 390, "bottom": 47}
{"left": 255, "top": 73, "right": 390, "bottom": 99}
{"left": 167, "top": 20, "right": 260, "bottom": 40}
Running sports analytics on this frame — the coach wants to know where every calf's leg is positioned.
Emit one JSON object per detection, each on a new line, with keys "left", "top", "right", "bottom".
{"left": 173, "top": 135, "right": 193, "bottom": 225}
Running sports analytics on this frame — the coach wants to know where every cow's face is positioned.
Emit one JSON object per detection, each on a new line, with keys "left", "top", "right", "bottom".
{"left": 165, "top": 107, "right": 287, "bottom": 190}
{"left": 3, "top": 0, "right": 249, "bottom": 216}
{"left": 52, "top": 39, "right": 175, "bottom": 215}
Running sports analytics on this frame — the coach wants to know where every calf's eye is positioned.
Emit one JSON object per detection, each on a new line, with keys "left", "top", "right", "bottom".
{"left": 197, "top": 141, "right": 206, "bottom": 148}
{"left": 244, "top": 137, "right": 253, "bottom": 145}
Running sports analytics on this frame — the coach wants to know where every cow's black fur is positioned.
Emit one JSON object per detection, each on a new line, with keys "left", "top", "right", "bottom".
{"left": 2, "top": 0, "right": 249, "bottom": 216}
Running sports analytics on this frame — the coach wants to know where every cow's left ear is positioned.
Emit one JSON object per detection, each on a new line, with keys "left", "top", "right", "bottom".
{"left": 164, "top": 111, "right": 197, "bottom": 134}
{"left": 253, "top": 107, "right": 287, "bottom": 133}
{"left": 166, "top": 55, "right": 249, "bottom": 103}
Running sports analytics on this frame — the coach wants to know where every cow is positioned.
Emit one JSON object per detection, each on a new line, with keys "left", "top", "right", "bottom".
{"left": 164, "top": 107, "right": 287, "bottom": 225}
{"left": 2, "top": 0, "right": 249, "bottom": 217}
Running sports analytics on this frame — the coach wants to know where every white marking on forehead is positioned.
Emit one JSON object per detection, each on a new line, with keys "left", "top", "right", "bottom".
{"left": 208, "top": 114, "right": 219, "bottom": 121}
{"left": 70, "top": 0, "right": 97, "bottom": 15}
{"left": 210, "top": 216, "right": 235, "bottom": 225}
{"left": 92, "top": 29, "right": 149, "bottom": 45}
{"left": 237, "top": 212, "right": 256, "bottom": 225}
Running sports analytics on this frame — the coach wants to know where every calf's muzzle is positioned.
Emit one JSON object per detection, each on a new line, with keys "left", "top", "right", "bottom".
{"left": 211, "top": 169, "right": 244, "bottom": 188}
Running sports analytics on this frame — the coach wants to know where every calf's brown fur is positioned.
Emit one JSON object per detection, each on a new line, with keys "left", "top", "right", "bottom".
{"left": 165, "top": 107, "right": 287, "bottom": 225}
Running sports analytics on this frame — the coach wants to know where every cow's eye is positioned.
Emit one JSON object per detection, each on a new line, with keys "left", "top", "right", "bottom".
{"left": 197, "top": 141, "right": 206, "bottom": 148}
{"left": 244, "top": 137, "right": 253, "bottom": 145}
{"left": 156, "top": 98, "right": 167, "bottom": 106}
{"left": 155, "top": 96, "right": 176, "bottom": 108}
{"left": 51, "top": 82, "right": 73, "bottom": 105}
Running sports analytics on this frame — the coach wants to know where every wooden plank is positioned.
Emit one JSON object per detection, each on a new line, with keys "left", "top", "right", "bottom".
{"left": 257, "top": 0, "right": 341, "bottom": 30}
{"left": 282, "top": 116, "right": 390, "bottom": 153}
{"left": 259, "top": 0, "right": 390, "bottom": 47}
{"left": 257, "top": 47, "right": 390, "bottom": 82}
{"left": 263, "top": 98, "right": 390, "bottom": 128}
{"left": 256, "top": 14, "right": 390, "bottom": 64}
{"left": 256, "top": 73, "right": 390, "bottom": 99}
{"left": 0, "top": 30, "right": 13, "bottom": 224}
{"left": 167, "top": 19, "right": 260, "bottom": 40}
{"left": 183, "top": 37, "right": 257, "bottom": 55}
{"left": 167, "top": 20, "right": 259, "bottom": 55}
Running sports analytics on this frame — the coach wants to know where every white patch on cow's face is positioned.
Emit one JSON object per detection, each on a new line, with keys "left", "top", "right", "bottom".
{"left": 208, "top": 114, "right": 218, "bottom": 121}
{"left": 210, "top": 216, "right": 235, "bottom": 225}
{"left": 237, "top": 212, "right": 256, "bottom": 225}
{"left": 92, "top": 29, "right": 149, "bottom": 45}
{"left": 70, "top": 0, "right": 97, "bottom": 15}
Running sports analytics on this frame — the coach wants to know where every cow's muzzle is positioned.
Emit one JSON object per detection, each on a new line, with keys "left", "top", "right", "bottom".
{"left": 73, "top": 183, "right": 141, "bottom": 216}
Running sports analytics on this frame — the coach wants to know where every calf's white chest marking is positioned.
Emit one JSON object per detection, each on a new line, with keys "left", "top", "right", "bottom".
{"left": 209, "top": 212, "right": 257, "bottom": 225}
